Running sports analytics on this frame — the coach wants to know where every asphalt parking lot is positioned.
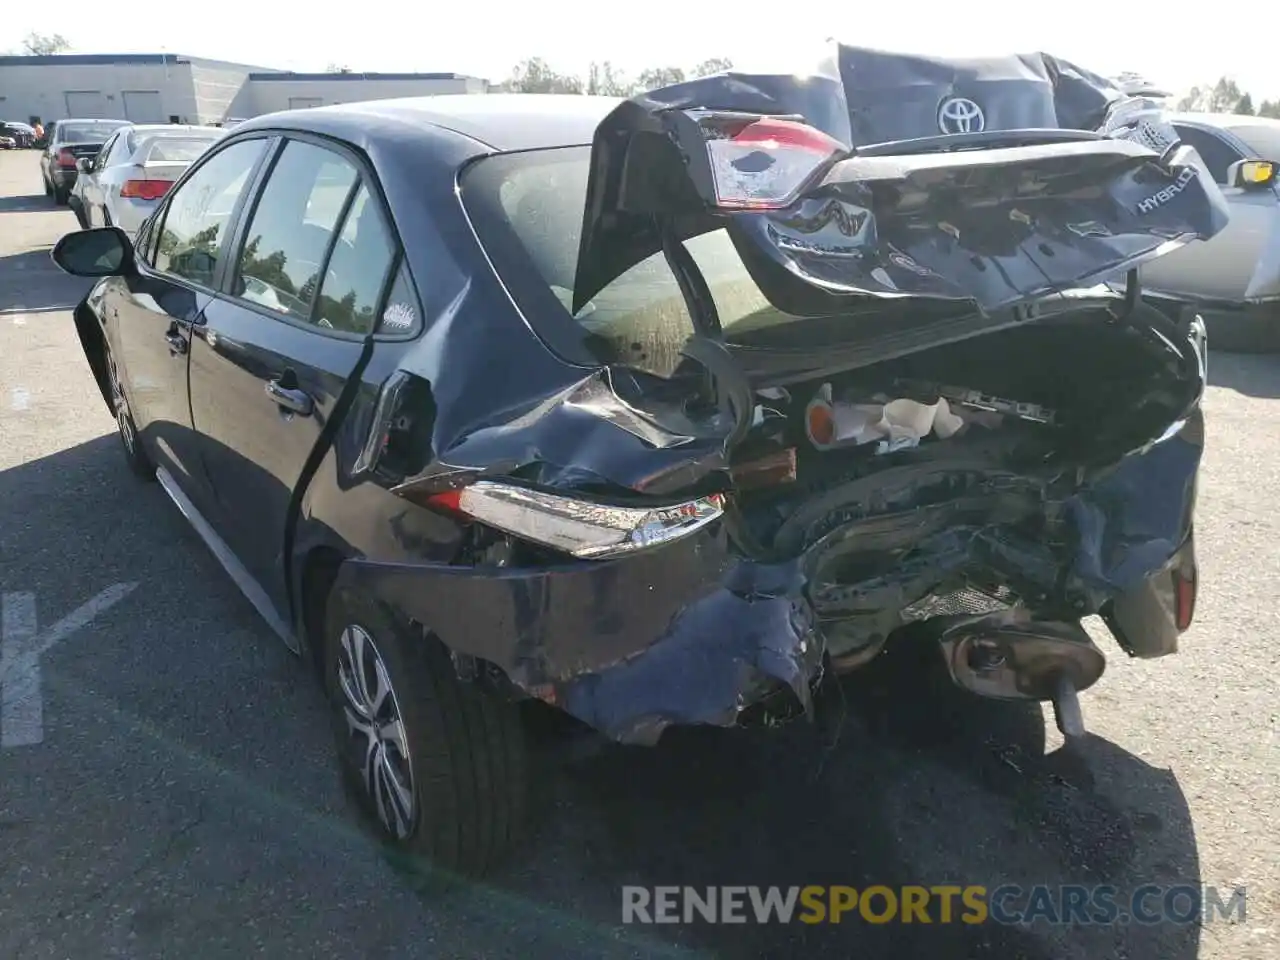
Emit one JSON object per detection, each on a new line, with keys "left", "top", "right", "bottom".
{"left": 0, "top": 147, "right": 1276, "bottom": 960}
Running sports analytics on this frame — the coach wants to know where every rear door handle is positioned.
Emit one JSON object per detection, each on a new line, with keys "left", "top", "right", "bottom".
{"left": 266, "top": 379, "right": 314, "bottom": 417}
{"left": 164, "top": 330, "right": 187, "bottom": 356}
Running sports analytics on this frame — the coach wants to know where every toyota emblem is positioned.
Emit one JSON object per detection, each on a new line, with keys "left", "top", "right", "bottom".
{"left": 938, "top": 97, "right": 985, "bottom": 134}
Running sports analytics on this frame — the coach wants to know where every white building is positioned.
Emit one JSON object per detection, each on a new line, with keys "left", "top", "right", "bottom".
{"left": 0, "top": 53, "right": 489, "bottom": 126}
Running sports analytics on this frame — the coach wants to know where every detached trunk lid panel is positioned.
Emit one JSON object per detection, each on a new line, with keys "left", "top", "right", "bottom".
{"left": 572, "top": 42, "right": 1229, "bottom": 318}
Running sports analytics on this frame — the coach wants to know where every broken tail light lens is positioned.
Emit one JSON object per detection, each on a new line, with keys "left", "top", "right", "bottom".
{"left": 689, "top": 111, "right": 845, "bottom": 211}
{"left": 425, "top": 482, "right": 726, "bottom": 560}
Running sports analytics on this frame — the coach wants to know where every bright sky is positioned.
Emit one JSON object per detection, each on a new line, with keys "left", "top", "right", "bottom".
{"left": 4, "top": 1, "right": 1275, "bottom": 102}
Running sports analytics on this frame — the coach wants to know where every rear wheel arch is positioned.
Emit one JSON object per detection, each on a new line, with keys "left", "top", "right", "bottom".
{"left": 298, "top": 544, "right": 348, "bottom": 679}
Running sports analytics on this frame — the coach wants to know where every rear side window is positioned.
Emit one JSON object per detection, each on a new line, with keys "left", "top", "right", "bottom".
{"left": 233, "top": 140, "right": 359, "bottom": 322}
{"left": 313, "top": 183, "right": 396, "bottom": 334}
{"left": 154, "top": 138, "right": 267, "bottom": 287}
{"left": 229, "top": 142, "right": 396, "bottom": 335}
{"left": 1173, "top": 125, "right": 1244, "bottom": 184}
{"left": 462, "top": 147, "right": 782, "bottom": 377}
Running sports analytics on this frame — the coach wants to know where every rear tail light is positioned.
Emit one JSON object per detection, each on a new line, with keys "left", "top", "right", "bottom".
{"left": 57, "top": 148, "right": 77, "bottom": 168}
{"left": 685, "top": 111, "right": 845, "bottom": 210}
{"left": 420, "top": 481, "right": 726, "bottom": 559}
{"left": 120, "top": 179, "right": 173, "bottom": 201}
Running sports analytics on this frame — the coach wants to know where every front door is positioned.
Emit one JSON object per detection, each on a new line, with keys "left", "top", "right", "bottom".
{"left": 187, "top": 137, "right": 398, "bottom": 611}
{"left": 109, "top": 136, "right": 272, "bottom": 507}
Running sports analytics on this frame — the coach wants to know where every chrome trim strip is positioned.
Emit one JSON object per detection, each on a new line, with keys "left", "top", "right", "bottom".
{"left": 155, "top": 466, "right": 300, "bottom": 654}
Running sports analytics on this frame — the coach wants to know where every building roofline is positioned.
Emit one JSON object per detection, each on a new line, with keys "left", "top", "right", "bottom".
{"left": 247, "top": 71, "right": 483, "bottom": 83}
{"left": 0, "top": 52, "right": 280, "bottom": 71}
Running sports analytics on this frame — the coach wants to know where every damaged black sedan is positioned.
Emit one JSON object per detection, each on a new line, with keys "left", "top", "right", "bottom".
{"left": 54, "top": 43, "right": 1224, "bottom": 874}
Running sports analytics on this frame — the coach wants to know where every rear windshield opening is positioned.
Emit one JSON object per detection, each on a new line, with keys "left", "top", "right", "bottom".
{"left": 462, "top": 146, "right": 798, "bottom": 378}
{"left": 58, "top": 122, "right": 126, "bottom": 143}
{"left": 142, "top": 137, "right": 220, "bottom": 163}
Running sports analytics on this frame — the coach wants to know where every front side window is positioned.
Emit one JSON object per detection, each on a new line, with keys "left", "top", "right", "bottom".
{"left": 91, "top": 134, "right": 114, "bottom": 171}
{"left": 154, "top": 138, "right": 268, "bottom": 287}
{"left": 57, "top": 121, "right": 127, "bottom": 144}
{"left": 461, "top": 146, "right": 784, "bottom": 377}
{"left": 232, "top": 140, "right": 359, "bottom": 322}
{"left": 1173, "top": 125, "right": 1244, "bottom": 184}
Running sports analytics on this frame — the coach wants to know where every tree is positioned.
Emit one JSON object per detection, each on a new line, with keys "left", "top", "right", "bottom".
{"left": 585, "top": 61, "right": 630, "bottom": 97}
{"left": 1259, "top": 100, "right": 1280, "bottom": 120}
{"left": 21, "top": 32, "right": 70, "bottom": 55}
{"left": 635, "top": 66, "right": 686, "bottom": 91}
{"left": 505, "top": 57, "right": 582, "bottom": 94}
{"left": 1236, "top": 92, "right": 1255, "bottom": 115}
{"left": 1178, "top": 76, "right": 1251, "bottom": 114}
{"left": 692, "top": 57, "right": 733, "bottom": 79}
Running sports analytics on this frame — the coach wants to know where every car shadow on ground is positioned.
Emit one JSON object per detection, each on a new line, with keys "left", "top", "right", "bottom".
{"left": 0, "top": 192, "right": 55, "bottom": 213}
{"left": 0, "top": 245, "right": 90, "bottom": 313}
{"left": 1208, "top": 349, "right": 1280, "bottom": 399}
{"left": 495, "top": 643, "right": 1203, "bottom": 960}
{"left": 0, "top": 435, "right": 1203, "bottom": 960}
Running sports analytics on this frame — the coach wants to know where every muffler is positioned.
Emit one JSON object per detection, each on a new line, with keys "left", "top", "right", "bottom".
{"left": 935, "top": 611, "right": 1105, "bottom": 739}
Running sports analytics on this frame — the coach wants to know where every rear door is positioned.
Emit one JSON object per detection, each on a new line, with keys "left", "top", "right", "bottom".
{"left": 107, "top": 135, "right": 273, "bottom": 511}
{"left": 187, "top": 135, "right": 398, "bottom": 612}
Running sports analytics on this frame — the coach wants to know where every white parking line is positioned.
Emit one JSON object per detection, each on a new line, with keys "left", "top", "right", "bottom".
{"left": 10, "top": 387, "right": 30, "bottom": 411}
{"left": 1, "top": 583, "right": 138, "bottom": 748}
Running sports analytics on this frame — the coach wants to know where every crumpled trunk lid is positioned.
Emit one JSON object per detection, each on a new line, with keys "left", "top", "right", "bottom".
{"left": 572, "top": 42, "right": 1229, "bottom": 320}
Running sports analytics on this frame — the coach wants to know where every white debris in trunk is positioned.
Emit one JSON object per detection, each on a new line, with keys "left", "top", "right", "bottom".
{"left": 804, "top": 383, "right": 967, "bottom": 453}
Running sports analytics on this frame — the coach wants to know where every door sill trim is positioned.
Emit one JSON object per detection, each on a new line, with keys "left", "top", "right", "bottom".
{"left": 155, "top": 465, "right": 301, "bottom": 655}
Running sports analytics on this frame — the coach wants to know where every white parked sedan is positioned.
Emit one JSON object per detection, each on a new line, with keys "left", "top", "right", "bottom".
{"left": 1140, "top": 113, "right": 1280, "bottom": 350}
{"left": 70, "top": 124, "right": 224, "bottom": 236}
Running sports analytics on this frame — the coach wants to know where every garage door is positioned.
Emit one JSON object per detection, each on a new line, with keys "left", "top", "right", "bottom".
{"left": 64, "top": 91, "right": 108, "bottom": 118}
{"left": 288, "top": 97, "right": 324, "bottom": 110}
{"left": 122, "top": 90, "right": 164, "bottom": 123}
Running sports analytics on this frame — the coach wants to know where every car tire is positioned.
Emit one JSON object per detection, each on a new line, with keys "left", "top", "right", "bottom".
{"left": 323, "top": 586, "right": 529, "bottom": 875}
{"left": 105, "top": 345, "right": 155, "bottom": 480}
{"left": 53, "top": 186, "right": 69, "bottom": 206}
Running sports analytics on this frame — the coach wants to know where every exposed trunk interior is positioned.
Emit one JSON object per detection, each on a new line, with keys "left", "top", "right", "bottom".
{"left": 724, "top": 305, "right": 1198, "bottom": 662}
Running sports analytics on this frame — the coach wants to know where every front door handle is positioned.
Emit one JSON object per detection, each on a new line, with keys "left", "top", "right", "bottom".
{"left": 164, "top": 330, "right": 187, "bottom": 356}
{"left": 266, "top": 378, "right": 314, "bottom": 417}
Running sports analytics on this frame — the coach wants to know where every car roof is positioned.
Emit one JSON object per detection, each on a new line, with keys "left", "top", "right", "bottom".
{"left": 237, "top": 93, "right": 624, "bottom": 153}
{"left": 127, "top": 124, "right": 221, "bottom": 136}
{"left": 1167, "top": 112, "right": 1280, "bottom": 133}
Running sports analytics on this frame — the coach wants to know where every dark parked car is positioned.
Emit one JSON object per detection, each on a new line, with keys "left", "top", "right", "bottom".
{"left": 1, "top": 121, "right": 36, "bottom": 148}
{"left": 40, "top": 117, "right": 128, "bottom": 204}
{"left": 52, "top": 46, "right": 1225, "bottom": 875}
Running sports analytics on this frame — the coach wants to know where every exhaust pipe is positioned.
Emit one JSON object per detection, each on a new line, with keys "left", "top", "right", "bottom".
{"left": 935, "top": 611, "right": 1104, "bottom": 739}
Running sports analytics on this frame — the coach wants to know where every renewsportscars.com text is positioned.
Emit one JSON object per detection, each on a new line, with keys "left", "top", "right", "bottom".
{"left": 621, "top": 884, "right": 1247, "bottom": 926}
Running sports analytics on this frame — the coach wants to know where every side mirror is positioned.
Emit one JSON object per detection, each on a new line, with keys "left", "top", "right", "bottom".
{"left": 1227, "top": 159, "right": 1277, "bottom": 189}
{"left": 51, "top": 227, "right": 135, "bottom": 278}
{"left": 75, "top": 157, "right": 93, "bottom": 173}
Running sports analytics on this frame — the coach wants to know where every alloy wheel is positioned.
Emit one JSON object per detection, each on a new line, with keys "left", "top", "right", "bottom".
{"left": 107, "top": 354, "right": 135, "bottom": 455}
{"left": 336, "top": 624, "right": 417, "bottom": 839}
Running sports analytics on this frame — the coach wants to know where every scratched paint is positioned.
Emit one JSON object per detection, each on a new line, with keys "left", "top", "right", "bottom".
{"left": 1, "top": 584, "right": 138, "bottom": 748}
